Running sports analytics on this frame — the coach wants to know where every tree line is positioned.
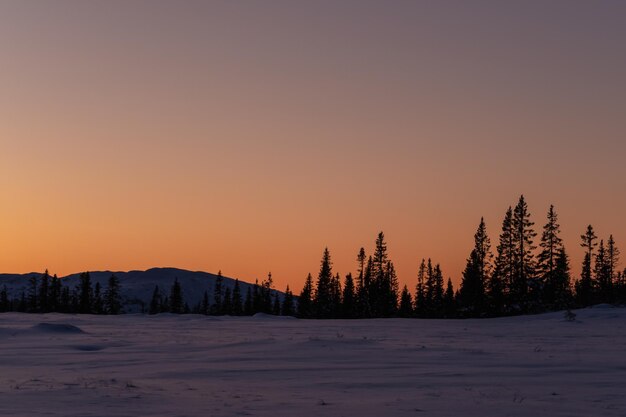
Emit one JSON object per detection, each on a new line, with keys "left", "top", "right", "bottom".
{"left": 297, "top": 195, "right": 626, "bottom": 319}
{"left": 0, "top": 270, "right": 297, "bottom": 317}
{"left": 146, "top": 271, "right": 296, "bottom": 316}
{"left": 0, "top": 271, "right": 122, "bottom": 314}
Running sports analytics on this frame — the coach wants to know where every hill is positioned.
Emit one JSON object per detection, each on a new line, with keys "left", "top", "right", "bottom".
{"left": 0, "top": 268, "right": 284, "bottom": 312}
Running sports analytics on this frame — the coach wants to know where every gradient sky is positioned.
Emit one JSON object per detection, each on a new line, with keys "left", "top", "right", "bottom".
{"left": 1, "top": 1, "right": 625, "bottom": 291}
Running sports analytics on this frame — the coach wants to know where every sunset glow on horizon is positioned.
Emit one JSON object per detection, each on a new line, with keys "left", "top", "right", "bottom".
{"left": 1, "top": 1, "right": 625, "bottom": 292}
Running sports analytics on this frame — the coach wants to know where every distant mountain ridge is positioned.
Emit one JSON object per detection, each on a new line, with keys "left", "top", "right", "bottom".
{"left": 0, "top": 268, "right": 284, "bottom": 313}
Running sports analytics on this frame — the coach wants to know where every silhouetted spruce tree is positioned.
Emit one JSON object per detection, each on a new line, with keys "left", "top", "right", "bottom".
{"left": 261, "top": 273, "right": 273, "bottom": 314}
{"left": 577, "top": 225, "right": 597, "bottom": 306}
{"left": 473, "top": 218, "right": 493, "bottom": 285}
{"left": 297, "top": 273, "right": 313, "bottom": 318}
{"left": 169, "top": 278, "right": 183, "bottom": 314}
{"left": 618, "top": 269, "right": 626, "bottom": 302}
{"left": 552, "top": 247, "right": 572, "bottom": 309}
{"left": 223, "top": 287, "right": 233, "bottom": 315}
{"left": 362, "top": 257, "right": 374, "bottom": 317}
{"left": 0, "top": 286, "right": 9, "bottom": 312}
{"left": 200, "top": 290, "right": 210, "bottom": 315}
{"left": 28, "top": 274, "right": 38, "bottom": 313}
{"left": 341, "top": 273, "right": 356, "bottom": 318}
{"left": 60, "top": 286, "right": 71, "bottom": 313}
{"left": 371, "top": 232, "right": 397, "bottom": 317}
{"left": 491, "top": 207, "right": 515, "bottom": 311}
{"left": 38, "top": 270, "right": 50, "bottom": 313}
{"left": 252, "top": 280, "right": 262, "bottom": 313}
{"left": 537, "top": 205, "right": 564, "bottom": 308}
{"left": 231, "top": 280, "right": 243, "bottom": 316}
{"left": 443, "top": 278, "right": 456, "bottom": 318}
{"left": 272, "top": 293, "right": 281, "bottom": 315}
{"left": 607, "top": 235, "right": 620, "bottom": 293}
{"left": 458, "top": 219, "right": 492, "bottom": 316}
{"left": 431, "top": 264, "right": 444, "bottom": 317}
{"left": 105, "top": 274, "right": 122, "bottom": 314}
{"left": 398, "top": 285, "right": 413, "bottom": 318}
{"left": 93, "top": 282, "right": 104, "bottom": 314}
{"left": 212, "top": 271, "right": 223, "bottom": 315}
{"left": 331, "top": 273, "right": 342, "bottom": 318}
{"left": 149, "top": 285, "right": 161, "bottom": 314}
{"left": 244, "top": 287, "right": 254, "bottom": 315}
{"left": 459, "top": 250, "right": 485, "bottom": 317}
{"left": 281, "top": 286, "right": 295, "bottom": 316}
{"left": 314, "top": 248, "right": 334, "bottom": 318}
{"left": 355, "top": 248, "right": 369, "bottom": 317}
{"left": 49, "top": 274, "right": 62, "bottom": 312}
{"left": 511, "top": 196, "right": 537, "bottom": 310}
{"left": 78, "top": 272, "right": 93, "bottom": 314}
{"left": 595, "top": 240, "right": 612, "bottom": 303}
{"left": 18, "top": 291, "right": 26, "bottom": 312}
{"left": 385, "top": 261, "right": 399, "bottom": 316}
{"left": 415, "top": 259, "right": 427, "bottom": 317}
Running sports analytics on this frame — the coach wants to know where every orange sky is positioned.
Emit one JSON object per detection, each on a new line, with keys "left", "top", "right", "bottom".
{"left": 1, "top": 2, "right": 625, "bottom": 292}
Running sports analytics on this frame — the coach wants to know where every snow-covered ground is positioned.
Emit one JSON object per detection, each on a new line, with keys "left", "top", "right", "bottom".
{"left": 1, "top": 307, "right": 624, "bottom": 417}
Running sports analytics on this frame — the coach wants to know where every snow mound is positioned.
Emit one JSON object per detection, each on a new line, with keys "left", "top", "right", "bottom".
{"left": 252, "top": 312, "right": 297, "bottom": 320}
{"left": 31, "top": 323, "right": 85, "bottom": 334}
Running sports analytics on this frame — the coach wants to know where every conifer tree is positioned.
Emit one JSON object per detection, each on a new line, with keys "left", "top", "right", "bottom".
{"left": 0, "top": 286, "right": 8, "bottom": 312}
{"left": 200, "top": 290, "right": 210, "bottom": 315}
{"left": 252, "top": 280, "right": 262, "bottom": 313}
{"left": 595, "top": 240, "right": 612, "bottom": 302}
{"left": 244, "top": 287, "right": 253, "bottom": 315}
{"left": 272, "top": 293, "right": 281, "bottom": 316}
{"left": 537, "top": 205, "right": 565, "bottom": 307}
{"left": 38, "top": 270, "right": 50, "bottom": 313}
{"left": 355, "top": 248, "right": 368, "bottom": 317}
{"left": 105, "top": 274, "right": 122, "bottom": 314}
{"left": 28, "top": 274, "right": 38, "bottom": 313}
{"left": 212, "top": 271, "right": 224, "bottom": 315}
{"left": 398, "top": 285, "right": 413, "bottom": 318}
{"left": 511, "top": 196, "right": 537, "bottom": 307}
{"left": 341, "top": 273, "right": 356, "bottom": 318}
{"left": 443, "top": 278, "right": 456, "bottom": 318}
{"left": 281, "top": 286, "right": 295, "bottom": 316}
{"left": 552, "top": 247, "right": 572, "bottom": 309}
{"left": 459, "top": 218, "right": 492, "bottom": 315}
{"left": 314, "top": 248, "right": 334, "bottom": 318}
{"left": 332, "top": 273, "right": 343, "bottom": 317}
{"left": 362, "top": 257, "right": 374, "bottom": 317}
{"left": 169, "top": 278, "right": 183, "bottom": 314}
{"left": 60, "top": 286, "right": 71, "bottom": 313}
{"left": 261, "top": 273, "right": 273, "bottom": 314}
{"left": 78, "top": 272, "right": 93, "bottom": 314}
{"left": 223, "top": 287, "right": 233, "bottom": 315}
{"left": 149, "top": 285, "right": 161, "bottom": 314}
{"left": 492, "top": 207, "right": 515, "bottom": 306}
{"left": 298, "top": 273, "right": 314, "bottom": 318}
{"left": 577, "top": 225, "right": 597, "bottom": 305}
{"left": 415, "top": 259, "right": 427, "bottom": 317}
{"left": 93, "top": 282, "right": 104, "bottom": 314}
{"left": 607, "top": 235, "right": 620, "bottom": 294}
{"left": 459, "top": 250, "right": 485, "bottom": 317}
{"left": 49, "top": 274, "right": 62, "bottom": 312}
{"left": 231, "top": 279, "right": 243, "bottom": 316}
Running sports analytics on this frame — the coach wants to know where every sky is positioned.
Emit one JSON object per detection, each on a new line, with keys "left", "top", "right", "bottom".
{"left": 1, "top": 1, "right": 625, "bottom": 291}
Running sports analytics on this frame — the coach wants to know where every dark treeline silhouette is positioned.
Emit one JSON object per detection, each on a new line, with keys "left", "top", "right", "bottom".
{"left": 0, "top": 269, "right": 296, "bottom": 317}
{"left": 0, "top": 271, "right": 122, "bottom": 315}
{"left": 146, "top": 271, "right": 295, "bottom": 317}
{"left": 298, "top": 195, "right": 626, "bottom": 319}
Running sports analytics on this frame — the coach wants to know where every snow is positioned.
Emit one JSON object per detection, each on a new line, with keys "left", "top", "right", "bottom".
{"left": 1, "top": 308, "right": 625, "bottom": 416}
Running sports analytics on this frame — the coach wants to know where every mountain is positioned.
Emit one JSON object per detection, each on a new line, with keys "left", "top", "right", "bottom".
{"left": 0, "top": 268, "right": 283, "bottom": 313}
